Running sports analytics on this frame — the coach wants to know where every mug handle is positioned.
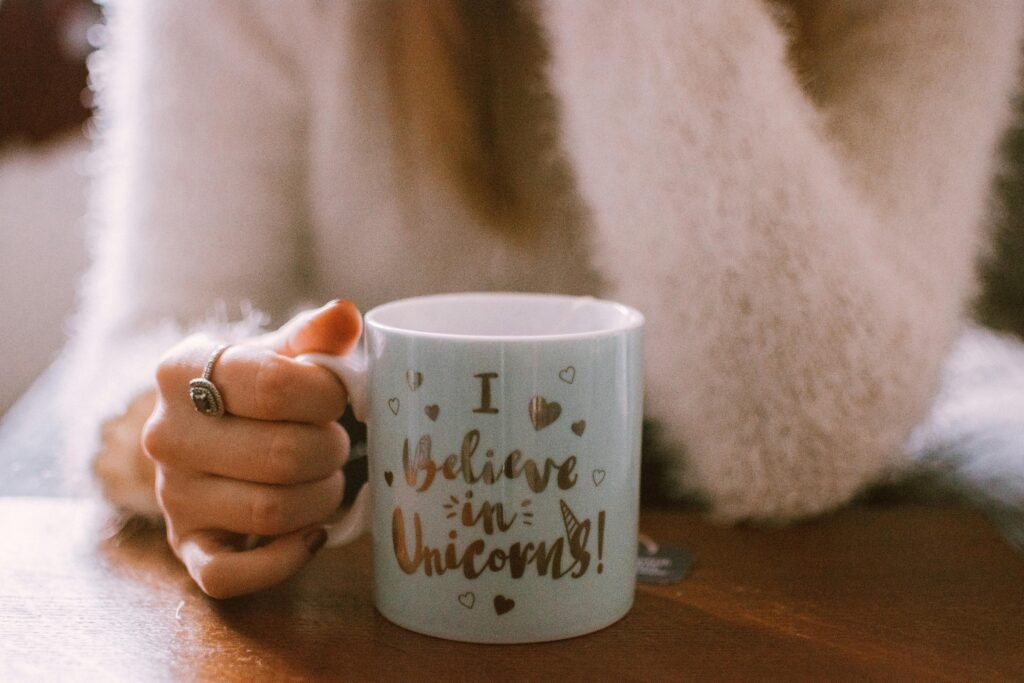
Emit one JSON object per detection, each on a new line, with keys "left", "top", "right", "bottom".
{"left": 297, "top": 351, "right": 372, "bottom": 548}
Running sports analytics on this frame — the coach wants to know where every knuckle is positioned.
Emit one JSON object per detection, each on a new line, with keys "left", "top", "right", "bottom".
{"left": 141, "top": 412, "right": 174, "bottom": 463}
{"left": 153, "top": 469, "right": 182, "bottom": 517}
{"left": 320, "top": 375, "right": 349, "bottom": 421}
{"left": 254, "top": 354, "right": 295, "bottom": 417}
{"left": 164, "top": 524, "right": 180, "bottom": 552}
{"left": 153, "top": 469, "right": 170, "bottom": 507}
{"left": 154, "top": 344, "right": 193, "bottom": 394}
{"left": 325, "top": 470, "right": 346, "bottom": 508}
{"left": 328, "top": 422, "right": 351, "bottom": 466}
{"left": 306, "top": 472, "right": 344, "bottom": 521}
{"left": 264, "top": 427, "right": 302, "bottom": 483}
{"left": 154, "top": 358, "right": 177, "bottom": 393}
{"left": 249, "top": 488, "right": 287, "bottom": 536}
{"left": 155, "top": 493, "right": 181, "bottom": 528}
{"left": 164, "top": 526, "right": 191, "bottom": 567}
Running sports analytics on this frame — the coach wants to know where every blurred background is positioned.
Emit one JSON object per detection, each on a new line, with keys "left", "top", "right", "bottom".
{"left": 1, "top": 0, "right": 99, "bottom": 414}
{"left": 1, "top": 0, "right": 1022, "bottom": 421}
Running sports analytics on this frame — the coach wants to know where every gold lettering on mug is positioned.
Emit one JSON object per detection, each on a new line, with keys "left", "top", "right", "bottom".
{"left": 391, "top": 503, "right": 599, "bottom": 580}
{"left": 402, "top": 435, "right": 434, "bottom": 490}
{"left": 473, "top": 372, "right": 499, "bottom": 414}
{"left": 400, "top": 430, "right": 577, "bottom": 494}
{"left": 460, "top": 498, "right": 517, "bottom": 534}
{"left": 387, "top": 364, "right": 614, "bottom": 588}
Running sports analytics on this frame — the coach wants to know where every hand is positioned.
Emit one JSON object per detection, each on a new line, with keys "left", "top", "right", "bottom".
{"left": 142, "top": 300, "right": 362, "bottom": 598}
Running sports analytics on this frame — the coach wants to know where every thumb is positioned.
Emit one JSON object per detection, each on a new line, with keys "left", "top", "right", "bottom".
{"left": 263, "top": 300, "right": 363, "bottom": 358}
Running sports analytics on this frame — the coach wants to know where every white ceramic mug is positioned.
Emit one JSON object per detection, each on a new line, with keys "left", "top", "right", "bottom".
{"left": 301, "top": 292, "right": 644, "bottom": 643}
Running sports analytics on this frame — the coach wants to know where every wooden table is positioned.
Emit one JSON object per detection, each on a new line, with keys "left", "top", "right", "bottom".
{"left": 1, "top": 497, "right": 1022, "bottom": 681}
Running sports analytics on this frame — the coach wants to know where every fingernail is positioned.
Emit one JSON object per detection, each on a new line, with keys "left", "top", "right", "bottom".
{"left": 305, "top": 528, "right": 328, "bottom": 555}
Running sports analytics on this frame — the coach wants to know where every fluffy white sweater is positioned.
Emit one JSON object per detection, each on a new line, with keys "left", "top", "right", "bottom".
{"left": 62, "top": 0, "right": 1024, "bottom": 522}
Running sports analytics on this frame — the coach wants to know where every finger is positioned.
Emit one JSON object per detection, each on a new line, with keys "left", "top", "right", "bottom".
{"left": 144, "top": 408, "right": 348, "bottom": 484}
{"left": 157, "top": 338, "right": 347, "bottom": 423}
{"left": 177, "top": 526, "right": 329, "bottom": 599}
{"left": 260, "top": 300, "right": 363, "bottom": 358}
{"left": 158, "top": 469, "right": 344, "bottom": 537}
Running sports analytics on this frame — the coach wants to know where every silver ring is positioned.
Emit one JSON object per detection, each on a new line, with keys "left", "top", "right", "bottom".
{"left": 189, "top": 344, "right": 230, "bottom": 417}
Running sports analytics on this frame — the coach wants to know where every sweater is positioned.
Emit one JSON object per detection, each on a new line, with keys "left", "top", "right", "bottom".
{"left": 60, "top": 0, "right": 1024, "bottom": 523}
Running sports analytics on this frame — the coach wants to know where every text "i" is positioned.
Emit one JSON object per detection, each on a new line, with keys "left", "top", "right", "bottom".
{"left": 473, "top": 372, "right": 499, "bottom": 414}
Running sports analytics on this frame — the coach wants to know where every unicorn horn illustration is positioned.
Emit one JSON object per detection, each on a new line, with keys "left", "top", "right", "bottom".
{"left": 559, "top": 499, "right": 591, "bottom": 555}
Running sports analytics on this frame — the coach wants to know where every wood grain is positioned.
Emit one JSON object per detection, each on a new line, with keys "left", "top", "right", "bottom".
{"left": 1, "top": 498, "right": 1022, "bottom": 681}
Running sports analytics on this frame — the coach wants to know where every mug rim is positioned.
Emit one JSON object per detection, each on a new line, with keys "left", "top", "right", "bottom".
{"left": 363, "top": 291, "right": 644, "bottom": 342}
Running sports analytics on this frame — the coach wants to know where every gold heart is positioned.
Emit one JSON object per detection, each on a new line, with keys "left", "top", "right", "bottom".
{"left": 458, "top": 592, "right": 476, "bottom": 609}
{"left": 406, "top": 370, "right": 423, "bottom": 391}
{"left": 528, "top": 396, "right": 561, "bottom": 431}
{"left": 493, "top": 594, "right": 515, "bottom": 615}
{"left": 424, "top": 404, "right": 440, "bottom": 421}
{"left": 388, "top": 397, "right": 400, "bottom": 415}
{"left": 558, "top": 366, "right": 576, "bottom": 384}
{"left": 571, "top": 420, "right": 586, "bottom": 437}
{"left": 592, "top": 469, "right": 606, "bottom": 486}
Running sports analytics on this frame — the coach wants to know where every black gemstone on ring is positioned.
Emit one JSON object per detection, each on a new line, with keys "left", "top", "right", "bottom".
{"left": 189, "top": 378, "right": 224, "bottom": 417}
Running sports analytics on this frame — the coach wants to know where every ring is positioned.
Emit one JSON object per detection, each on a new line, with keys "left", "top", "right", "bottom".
{"left": 189, "top": 344, "right": 230, "bottom": 417}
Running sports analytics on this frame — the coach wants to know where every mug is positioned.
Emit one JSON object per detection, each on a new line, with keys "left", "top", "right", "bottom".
{"left": 301, "top": 292, "right": 644, "bottom": 643}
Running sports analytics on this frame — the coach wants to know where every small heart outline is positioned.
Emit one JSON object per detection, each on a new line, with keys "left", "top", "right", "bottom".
{"left": 558, "top": 366, "right": 576, "bottom": 384}
{"left": 592, "top": 469, "right": 606, "bottom": 487}
{"left": 458, "top": 592, "right": 476, "bottom": 609}
{"left": 388, "top": 397, "right": 400, "bottom": 415}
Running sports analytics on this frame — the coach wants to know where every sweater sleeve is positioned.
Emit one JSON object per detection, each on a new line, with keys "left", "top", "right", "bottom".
{"left": 540, "top": 0, "right": 1023, "bottom": 519}
{"left": 60, "top": 0, "right": 316, "bottom": 516}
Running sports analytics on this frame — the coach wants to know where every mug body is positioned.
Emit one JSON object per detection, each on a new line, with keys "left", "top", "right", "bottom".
{"left": 362, "top": 293, "right": 643, "bottom": 643}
